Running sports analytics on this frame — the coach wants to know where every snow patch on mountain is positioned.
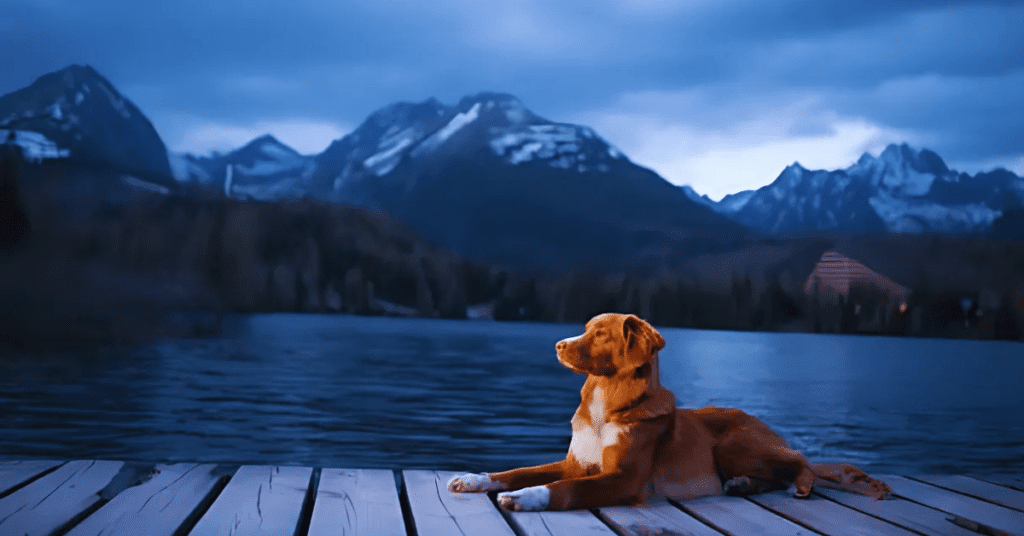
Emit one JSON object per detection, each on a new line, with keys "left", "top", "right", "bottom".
{"left": 364, "top": 136, "right": 415, "bottom": 176}
{"left": 851, "top": 146, "right": 941, "bottom": 197}
{"left": 231, "top": 176, "right": 307, "bottom": 201}
{"left": 719, "top": 190, "right": 755, "bottom": 212}
{"left": 235, "top": 159, "right": 299, "bottom": 176}
{"left": 258, "top": 141, "right": 296, "bottom": 160}
{"left": 508, "top": 141, "right": 544, "bottom": 164}
{"left": 881, "top": 165, "right": 935, "bottom": 196}
{"left": 228, "top": 138, "right": 306, "bottom": 176}
{"left": 1, "top": 129, "right": 70, "bottom": 162}
{"left": 488, "top": 123, "right": 616, "bottom": 172}
{"left": 379, "top": 125, "right": 419, "bottom": 151}
{"left": 168, "top": 153, "right": 212, "bottom": 182}
{"left": 869, "top": 193, "right": 1000, "bottom": 234}
{"left": 502, "top": 99, "right": 530, "bottom": 123}
{"left": 412, "top": 102, "right": 481, "bottom": 157}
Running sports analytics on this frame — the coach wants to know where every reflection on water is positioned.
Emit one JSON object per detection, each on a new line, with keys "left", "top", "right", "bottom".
{"left": 1, "top": 314, "right": 1022, "bottom": 474}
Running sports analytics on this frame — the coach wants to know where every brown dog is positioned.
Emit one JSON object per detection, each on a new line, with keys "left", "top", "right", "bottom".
{"left": 448, "top": 313, "right": 891, "bottom": 511}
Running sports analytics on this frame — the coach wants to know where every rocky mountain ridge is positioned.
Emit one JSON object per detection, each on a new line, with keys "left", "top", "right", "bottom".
{"left": 686, "top": 143, "right": 1024, "bottom": 236}
{"left": 0, "top": 65, "right": 173, "bottom": 184}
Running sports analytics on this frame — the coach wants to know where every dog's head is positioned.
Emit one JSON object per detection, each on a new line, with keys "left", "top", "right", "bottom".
{"left": 556, "top": 313, "right": 665, "bottom": 378}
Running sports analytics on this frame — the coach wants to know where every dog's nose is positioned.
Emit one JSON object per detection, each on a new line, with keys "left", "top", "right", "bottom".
{"left": 556, "top": 340, "right": 566, "bottom": 352}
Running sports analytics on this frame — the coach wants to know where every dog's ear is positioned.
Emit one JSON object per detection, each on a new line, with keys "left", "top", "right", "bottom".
{"left": 644, "top": 319, "right": 665, "bottom": 352}
{"left": 622, "top": 314, "right": 664, "bottom": 361}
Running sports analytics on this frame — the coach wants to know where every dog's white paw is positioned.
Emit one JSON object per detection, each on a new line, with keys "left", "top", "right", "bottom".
{"left": 723, "top": 475, "right": 755, "bottom": 496}
{"left": 447, "top": 473, "right": 506, "bottom": 493}
{"left": 497, "top": 486, "right": 550, "bottom": 511}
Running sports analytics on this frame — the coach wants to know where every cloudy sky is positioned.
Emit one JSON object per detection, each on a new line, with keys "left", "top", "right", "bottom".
{"left": 2, "top": 0, "right": 1022, "bottom": 199}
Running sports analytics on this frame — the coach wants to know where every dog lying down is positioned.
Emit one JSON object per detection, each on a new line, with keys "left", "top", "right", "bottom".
{"left": 449, "top": 313, "right": 891, "bottom": 511}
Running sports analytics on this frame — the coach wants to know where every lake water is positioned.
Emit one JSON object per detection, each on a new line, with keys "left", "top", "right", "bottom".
{"left": 1, "top": 314, "right": 1022, "bottom": 475}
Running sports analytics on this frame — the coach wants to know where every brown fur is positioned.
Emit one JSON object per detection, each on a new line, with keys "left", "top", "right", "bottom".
{"left": 452, "top": 313, "right": 891, "bottom": 510}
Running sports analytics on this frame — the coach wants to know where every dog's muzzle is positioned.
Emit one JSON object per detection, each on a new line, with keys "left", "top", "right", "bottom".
{"left": 555, "top": 340, "right": 586, "bottom": 373}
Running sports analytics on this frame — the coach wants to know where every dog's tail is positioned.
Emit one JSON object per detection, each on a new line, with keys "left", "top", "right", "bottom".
{"left": 806, "top": 462, "right": 891, "bottom": 499}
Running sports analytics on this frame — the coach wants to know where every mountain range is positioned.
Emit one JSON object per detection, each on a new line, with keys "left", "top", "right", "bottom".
{"left": 4, "top": 65, "right": 1023, "bottom": 273}
{"left": 302, "top": 92, "right": 748, "bottom": 270}
{"left": 683, "top": 143, "right": 1024, "bottom": 236}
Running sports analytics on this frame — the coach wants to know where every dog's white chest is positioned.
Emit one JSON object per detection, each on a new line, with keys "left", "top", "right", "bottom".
{"left": 569, "top": 387, "right": 624, "bottom": 470}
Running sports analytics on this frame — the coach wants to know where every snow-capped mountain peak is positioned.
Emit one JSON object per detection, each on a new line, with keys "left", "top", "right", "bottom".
{"left": 228, "top": 134, "right": 302, "bottom": 164}
{"left": 693, "top": 142, "right": 1022, "bottom": 236}
{"left": 171, "top": 134, "right": 312, "bottom": 200}
{"left": 228, "top": 134, "right": 305, "bottom": 176}
{"left": 457, "top": 92, "right": 537, "bottom": 125}
{"left": 0, "top": 64, "right": 172, "bottom": 181}
{"left": 0, "top": 65, "right": 127, "bottom": 129}
{"left": 312, "top": 92, "right": 633, "bottom": 196}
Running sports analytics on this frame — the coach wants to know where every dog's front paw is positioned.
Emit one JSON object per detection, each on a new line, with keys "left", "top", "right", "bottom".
{"left": 447, "top": 473, "right": 506, "bottom": 493}
{"left": 497, "top": 486, "right": 550, "bottom": 512}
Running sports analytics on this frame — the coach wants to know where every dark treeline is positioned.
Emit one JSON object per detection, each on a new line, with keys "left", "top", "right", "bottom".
{"left": 3, "top": 156, "right": 1023, "bottom": 346}
{"left": 491, "top": 271, "right": 1023, "bottom": 341}
{"left": 4, "top": 191, "right": 507, "bottom": 347}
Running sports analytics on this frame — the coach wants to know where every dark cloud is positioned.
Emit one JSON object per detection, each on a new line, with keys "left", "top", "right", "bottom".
{"left": 1, "top": 0, "right": 1022, "bottom": 176}
{"left": 832, "top": 71, "right": 1024, "bottom": 159}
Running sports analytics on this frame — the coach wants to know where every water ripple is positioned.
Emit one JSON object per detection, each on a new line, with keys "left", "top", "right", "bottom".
{"left": 1, "top": 314, "right": 1022, "bottom": 473}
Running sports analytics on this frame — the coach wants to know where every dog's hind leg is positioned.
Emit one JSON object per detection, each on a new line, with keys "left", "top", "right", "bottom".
{"left": 714, "top": 428, "right": 812, "bottom": 497}
{"left": 808, "top": 462, "right": 891, "bottom": 499}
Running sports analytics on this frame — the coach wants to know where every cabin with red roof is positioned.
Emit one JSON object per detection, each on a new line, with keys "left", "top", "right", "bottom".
{"left": 804, "top": 250, "right": 910, "bottom": 332}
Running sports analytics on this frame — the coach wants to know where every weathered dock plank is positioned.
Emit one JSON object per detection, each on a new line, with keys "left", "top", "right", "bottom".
{"left": 816, "top": 487, "right": 983, "bottom": 536}
{"left": 508, "top": 507, "right": 617, "bottom": 536}
{"left": 5, "top": 459, "right": 1022, "bottom": 536}
{"left": 187, "top": 465, "right": 312, "bottom": 536}
{"left": 677, "top": 494, "right": 818, "bottom": 536}
{"left": 0, "top": 459, "right": 62, "bottom": 496}
{"left": 0, "top": 459, "right": 123, "bottom": 536}
{"left": 307, "top": 468, "right": 406, "bottom": 536}
{"left": 403, "top": 470, "right": 515, "bottom": 536}
{"left": 751, "top": 490, "right": 920, "bottom": 536}
{"left": 64, "top": 463, "right": 223, "bottom": 536}
{"left": 598, "top": 501, "right": 723, "bottom": 536}
{"left": 975, "top": 474, "right": 1024, "bottom": 493}
{"left": 883, "top": 474, "right": 1024, "bottom": 536}
{"left": 912, "top": 474, "right": 1024, "bottom": 512}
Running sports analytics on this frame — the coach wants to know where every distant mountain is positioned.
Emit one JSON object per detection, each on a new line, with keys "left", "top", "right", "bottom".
{"left": 695, "top": 143, "right": 1024, "bottom": 236}
{"left": 681, "top": 186, "right": 756, "bottom": 213}
{"left": 170, "top": 134, "right": 313, "bottom": 200}
{"left": 298, "top": 92, "right": 748, "bottom": 271}
{"left": 0, "top": 65, "right": 173, "bottom": 184}
{"left": 306, "top": 93, "right": 629, "bottom": 198}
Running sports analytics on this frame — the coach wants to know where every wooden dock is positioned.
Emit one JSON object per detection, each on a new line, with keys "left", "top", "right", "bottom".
{"left": 1, "top": 460, "right": 1022, "bottom": 535}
